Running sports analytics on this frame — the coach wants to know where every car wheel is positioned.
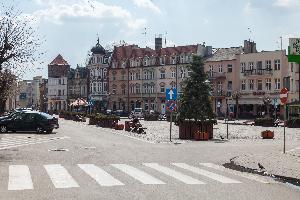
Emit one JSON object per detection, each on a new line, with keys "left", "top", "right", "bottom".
{"left": 46, "top": 129, "right": 53, "bottom": 134}
{"left": 36, "top": 126, "right": 44, "bottom": 134}
{"left": 0, "top": 125, "right": 7, "bottom": 133}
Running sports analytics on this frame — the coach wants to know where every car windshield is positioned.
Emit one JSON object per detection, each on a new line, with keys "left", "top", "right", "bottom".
{"left": 134, "top": 108, "right": 142, "bottom": 112}
{"left": 39, "top": 112, "right": 53, "bottom": 119}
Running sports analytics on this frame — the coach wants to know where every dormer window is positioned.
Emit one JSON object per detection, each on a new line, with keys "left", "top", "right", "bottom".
{"left": 160, "top": 57, "right": 165, "bottom": 65}
{"left": 171, "top": 56, "right": 176, "bottom": 64}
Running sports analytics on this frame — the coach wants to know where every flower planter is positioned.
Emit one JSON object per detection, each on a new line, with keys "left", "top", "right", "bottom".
{"left": 194, "top": 131, "right": 209, "bottom": 141}
{"left": 179, "top": 120, "right": 214, "bottom": 140}
{"left": 115, "top": 124, "right": 124, "bottom": 130}
{"left": 261, "top": 130, "right": 274, "bottom": 139}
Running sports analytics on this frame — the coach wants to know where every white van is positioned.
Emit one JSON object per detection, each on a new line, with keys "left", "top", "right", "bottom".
{"left": 130, "top": 108, "right": 143, "bottom": 119}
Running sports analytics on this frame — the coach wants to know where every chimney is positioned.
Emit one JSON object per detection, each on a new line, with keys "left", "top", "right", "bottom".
{"left": 155, "top": 34, "right": 163, "bottom": 50}
{"left": 243, "top": 40, "right": 257, "bottom": 54}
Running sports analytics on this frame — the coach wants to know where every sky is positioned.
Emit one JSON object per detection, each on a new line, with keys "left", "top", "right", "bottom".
{"left": 2, "top": 0, "right": 300, "bottom": 80}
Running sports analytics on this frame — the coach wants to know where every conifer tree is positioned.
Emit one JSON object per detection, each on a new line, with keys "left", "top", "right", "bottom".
{"left": 178, "top": 55, "right": 214, "bottom": 122}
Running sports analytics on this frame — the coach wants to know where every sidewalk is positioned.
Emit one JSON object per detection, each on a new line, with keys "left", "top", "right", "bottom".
{"left": 231, "top": 148, "right": 300, "bottom": 180}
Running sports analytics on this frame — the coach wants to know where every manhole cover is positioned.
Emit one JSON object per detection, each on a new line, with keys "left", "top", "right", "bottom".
{"left": 48, "top": 148, "right": 69, "bottom": 152}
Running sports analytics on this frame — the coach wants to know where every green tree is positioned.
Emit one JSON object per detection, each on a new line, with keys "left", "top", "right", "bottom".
{"left": 178, "top": 55, "right": 214, "bottom": 122}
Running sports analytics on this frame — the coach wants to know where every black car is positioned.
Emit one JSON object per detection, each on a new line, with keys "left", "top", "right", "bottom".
{"left": 0, "top": 111, "right": 59, "bottom": 134}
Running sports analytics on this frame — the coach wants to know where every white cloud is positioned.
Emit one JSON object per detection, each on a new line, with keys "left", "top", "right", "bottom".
{"left": 274, "top": 0, "right": 300, "bottom": 8}
{"left": 30, "top": 0, "right": 146, "bottom": 30}
{"left": 243, "top": 2, "right": 255, "bottom": 15}
{"left": 132, "top": 0, "right": 162, "bottom": 14}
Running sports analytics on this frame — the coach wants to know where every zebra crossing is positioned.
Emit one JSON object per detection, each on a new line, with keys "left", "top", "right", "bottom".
{"left": 2, "top": 162, "right": 275, "bottom": 191}
{"left": 0, "top": 135, "right": 70, "bottom": 150}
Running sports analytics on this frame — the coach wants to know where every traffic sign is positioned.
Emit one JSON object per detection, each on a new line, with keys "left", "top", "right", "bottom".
{"left": 280, "top": 88, "right": 288, "bottom": 104}
{"left": 166, "top": 100, "right": 176, "bottom": 112}
{"left": 166, "top": 88, "right": 177, "bottom": 101}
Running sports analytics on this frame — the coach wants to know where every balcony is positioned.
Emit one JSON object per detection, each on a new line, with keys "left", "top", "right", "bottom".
{"left": 211, "top": 90, "right": 226, "bottom": 97}
{"left": 243, "top": 68, "right": 273, "bottom": 76}
{"left": 207, "top": 72, "right": 226, "bottom": 80}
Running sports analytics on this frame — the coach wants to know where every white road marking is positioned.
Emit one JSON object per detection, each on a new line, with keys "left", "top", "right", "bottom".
{"left": 172, "top": 163, "right": 241, "bottom": 183}
{"left": 44, "top": 164, "right": 79, "bottom": 188}
{"left": 143, "top": 163, "right": 205, "bottom": 184}
{"left": 8, "top": 165, "right": 33, "bottom": 190}
{"left": 111, "top": 164, "right": 165, "bottom": 184}
{"left": 0, "top": 137, "right": 70, "bottom": 150}
{"left": 199, "top": 163, "right": 275, "bottom": 184}
{"left": 78, "top": 164, "right": 124, "bottom": 186}
{"left": 286, "top": 146, "right": 300, "bottom": 153}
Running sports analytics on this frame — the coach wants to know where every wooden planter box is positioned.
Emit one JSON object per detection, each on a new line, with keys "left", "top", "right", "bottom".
{"left": 261, "top": 130, "right": 274, "bottom": 139}
{"left": 194, "top": 131, "right": 209, "bottom": 141}
{"left": 179, "top": 121, "right": 214, "bottom": 140}
{"left": 115, "top": 124, "right": 124, "bottom": 130}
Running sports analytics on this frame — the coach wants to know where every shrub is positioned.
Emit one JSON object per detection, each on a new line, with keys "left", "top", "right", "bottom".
{"left": 287, "top": 118, "right": 300, "bottom": 128}
{"left": 254, "top": 118, "right": 274, "bottom": 127}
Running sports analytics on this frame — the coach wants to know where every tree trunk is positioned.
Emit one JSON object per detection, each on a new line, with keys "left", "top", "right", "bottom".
{"left": 236, "top": 98, "right": 239, "bottom": 120}
{"left": 0, "top": 99, "right": 6, "bottom": 115}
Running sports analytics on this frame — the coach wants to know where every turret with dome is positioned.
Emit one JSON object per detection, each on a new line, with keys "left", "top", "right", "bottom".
{"left": 91, "top": 38, "right": 106, "bottom": 55}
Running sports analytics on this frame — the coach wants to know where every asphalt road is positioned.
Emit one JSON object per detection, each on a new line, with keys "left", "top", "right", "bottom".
{"left": 0, "top": 119, "right": 299, "bottom": 200}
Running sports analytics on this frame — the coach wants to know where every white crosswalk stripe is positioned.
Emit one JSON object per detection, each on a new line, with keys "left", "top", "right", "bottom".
{"left": 8, "top": 165, "right": 33, "bottom": 190}
{"left": 111, "top": 164, "right": 165, "bottom": 184}
{"left": 172, "top": 163, "right": 241, "bottom": 183}
{"left": 4, "top": 162, "right": 278, "bottom": 191}
{"left": 44, "top": 164, "right": 79, "bottom": 188}
{"left": 143, "top": 163, "right": 205, "bottom": 184}
{"left": 78, "top": 164, "right": 124, "bottom": 186}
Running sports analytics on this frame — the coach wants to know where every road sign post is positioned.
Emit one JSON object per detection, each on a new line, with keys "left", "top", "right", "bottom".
{"left": 166, "top": 88, "right": 177, "bottom": 142}
{"left": 280, "top": 88, "right": 288, "bottom": 154}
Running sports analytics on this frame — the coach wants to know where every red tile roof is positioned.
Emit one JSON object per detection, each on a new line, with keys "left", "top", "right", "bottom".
{"left": 49, "top": 54, "right": 69, "bottom": 66}
{"left": 112, "top": 45, "right": 198, "bottom": 61}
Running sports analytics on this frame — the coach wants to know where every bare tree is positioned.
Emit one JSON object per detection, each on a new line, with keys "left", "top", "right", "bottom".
{"left": 0, "top": 5, "right": 43, "bottom": 113}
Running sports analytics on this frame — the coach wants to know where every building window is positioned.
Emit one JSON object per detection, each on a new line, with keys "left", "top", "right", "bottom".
{"left": 241, "top": 62, "right": 246, "bottom": 73}
{"left": 150, "top": 85, "right": 155, "bottom": 93}
{"left": 291, "top": 63, "right": 294, "bottom": 72}
{"left": 265, "top": 78, "right": 271, "bottom": 91}
{"left": 130, "top": 85, "right": 135, "bottom": 94}
{"left": 218, "top": 65, "right": 222, "bottom": 73}
{"left": 160, "top": 57, "right": 165, "bottom": 65}
{"left": 209, "top": 65, "right": 214, "bottom": 77}
{"left": 144, "top": 57, "right": 149, "bottom": 66}
{"left": 160, "top": 70, "right": 165, "bottom": 79}
{"left": 249, "top": 79, "right": 254, "bottom": 90}
{"left": 136, "top": 85, "right": 140, "bottom": 94}
{"left": 171, "top": 70, "right": 176, "bottom": 78}
{"left": 58, "top": 89, "right": 61, "bottom": 96}
{"left": 103, "top": 69, "right": 107, "bottom": 78}
{"left": 149, "top": 71, "right": 154, "bottom": 79}
{"left": 93, "top": 83, "right": 96, "bottom": 93}
{"left": 227, "top": 81, "right": 232, "bottom": 91}
{"left": 241, "top": 80, "right": 246, "bottom": 91}
{"left": 130, "top": 72, "right": 135, "bottom": 80}
{"left": 180, "top": 55, "right": 184, "bottom": 63}
{"left": 143, "top": 84, "right": 148, "bottom": 93}
{"left": 121, "top": 72, "right": 126, "bottom": 80}
{"left": 171, "top": 56, "right": 176, "bottom": 64}
{"left": 275, "top": 78, "right": 281, "bottom": 90}
{"left": 136, "top": 72, "right": 140, "bottom": 80}
{"left": 266, "top": 60, "right": 271, "bottom": 70}
{"left": 144, "top": 71, "right": 148, "bottom": 80}
{"left": 249, "top": 62, "right": 254, "bottom": 70}
{"left": 274, "top": 59, "right": 281, "bottom": 70}
{"left": 257, "top": 80, "right": 262, "bottom": 91}
{"left": 122, "top": 88, "right": 126, "bottom": 95}
{"left": 160, "top": 85, "right": 165, "bottom": 93}
{"left": 58, "top": 79, "right": 61, "bottom": 85}
{"left": 227, "top": 64, "right": 232, "bottom": 73}
{"left": 103, "top": 83, "right": 107, "bottom": 92}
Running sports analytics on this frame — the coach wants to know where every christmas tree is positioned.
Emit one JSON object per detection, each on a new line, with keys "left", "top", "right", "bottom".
{"left": 178, "top": 55, "right": 214, "bottom": 122}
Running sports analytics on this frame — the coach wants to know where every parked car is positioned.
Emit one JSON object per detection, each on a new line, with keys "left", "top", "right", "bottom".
{"left": 0, "top": 111, "right": 59, "bottom": 134}
{"left": 129, "top": 108, "right": 143, "bottom": 119}
{"left": 114, "top": 110, "right": 129, "bottom": 117}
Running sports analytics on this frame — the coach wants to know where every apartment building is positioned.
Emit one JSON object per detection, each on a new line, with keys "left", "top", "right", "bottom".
{"left": 108, "top": 39, "right": 211, "bottom": 113}
{"left": 86, "top": 39, "right": 111, "bottom": 111}
{"left": 67, "top": 65, "right": 88, "bottom": 104}
{"left": 238, "top": 50, "right": 288, "bottom": 118}
{"left": 47, "top": 54, "right": 70, "bottom": 111}
{"left": 204, "top": 47, "right": 243, "bottom": 116}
